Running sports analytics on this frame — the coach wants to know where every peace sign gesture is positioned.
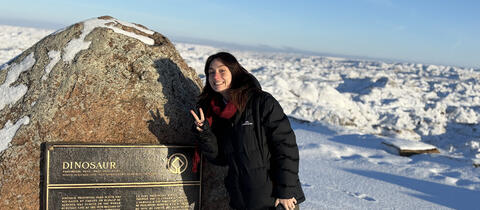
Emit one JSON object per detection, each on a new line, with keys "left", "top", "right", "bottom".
{"left": 190, "top": 108, "right": 205, "bottom": 132}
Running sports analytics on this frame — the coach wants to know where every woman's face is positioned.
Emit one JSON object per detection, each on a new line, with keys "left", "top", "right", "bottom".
{"left": 208, "top": 59, "right": 232, "bottom": 95}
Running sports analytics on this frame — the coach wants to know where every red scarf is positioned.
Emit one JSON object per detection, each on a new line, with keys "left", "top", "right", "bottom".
{"left": 209, "top": 97, "right": 237, "bottom": 121}
{"left": 192, "top": 98, "right": 237, "bottom": 173}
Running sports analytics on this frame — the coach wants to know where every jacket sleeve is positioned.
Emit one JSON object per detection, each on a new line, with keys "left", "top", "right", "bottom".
{"left": 261, "top": 93, "right": 300, "bottom": 199}
{"left": 194, "top": 122, "right": 227, "bottom": 166}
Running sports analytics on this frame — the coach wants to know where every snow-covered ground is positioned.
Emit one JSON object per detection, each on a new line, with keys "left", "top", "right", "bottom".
{"left": 177, "top": 43, "right": 480, "bottom": 162}
{"left": 1, "top": 24, "right": 479, "bottom": 209}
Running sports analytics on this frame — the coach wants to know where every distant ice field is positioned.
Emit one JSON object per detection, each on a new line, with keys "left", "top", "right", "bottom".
{"left": 175, "top": 43, "right": 480, "bottom": 164}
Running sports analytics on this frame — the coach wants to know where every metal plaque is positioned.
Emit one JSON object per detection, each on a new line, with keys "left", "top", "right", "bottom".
{"left": 43, "top": 143, "right": 202, "bottom": 210}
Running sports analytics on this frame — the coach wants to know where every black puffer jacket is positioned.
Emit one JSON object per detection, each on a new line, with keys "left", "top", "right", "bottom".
{"left": 196, "top": 91, "right": 305, "bottom": 209}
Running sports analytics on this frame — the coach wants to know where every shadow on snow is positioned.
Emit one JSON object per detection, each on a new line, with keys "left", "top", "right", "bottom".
{"left": 345, "top": 168, "right": 478, "bottom": 209}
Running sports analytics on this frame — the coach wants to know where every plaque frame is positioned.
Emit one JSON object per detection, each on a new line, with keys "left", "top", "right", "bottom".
{"left": 42, "top": 143, "right": 202, "bottom": 210}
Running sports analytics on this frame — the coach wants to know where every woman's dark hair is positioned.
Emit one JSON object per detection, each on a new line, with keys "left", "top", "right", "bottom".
{"left": 198, "top": 52, "right": 261, "bottom": 113}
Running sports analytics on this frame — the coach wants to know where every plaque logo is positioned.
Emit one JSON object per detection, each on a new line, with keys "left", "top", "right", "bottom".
{"left": 167, "top": 153, "right": 188, "bottom": 174}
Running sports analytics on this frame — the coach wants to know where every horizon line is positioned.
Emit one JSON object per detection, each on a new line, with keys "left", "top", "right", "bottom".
{"left": 0, "top": 17, "right": 478, "bottom": 70}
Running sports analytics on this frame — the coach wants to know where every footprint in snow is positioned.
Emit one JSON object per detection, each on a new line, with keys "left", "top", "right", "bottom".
{"left": 344, "top": 190, "right": 376, "bottom": 202}
{"left": 430, "top": 174, "right": 445, "bottom": 180}
{"left": 368, "top": 155, "right": 385, "bottom": 159}
{"left": 440, "top": 171, "right": 462, "bottom": 178}
{"left": 376, "top": 161, "right": 391, "bottom": 165}
{"left": 341, "top": 154, "right": 364, "bottom": 160}
{"left": 455, "top": 179, "right": 476, "bottom": 187}
{"left": 302, "top": 183, "right": 312, "bottom": 188}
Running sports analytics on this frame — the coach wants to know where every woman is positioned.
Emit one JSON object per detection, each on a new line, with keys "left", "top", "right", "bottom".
{"left": 190, "top": 52, "right": 305, "bottom": 210}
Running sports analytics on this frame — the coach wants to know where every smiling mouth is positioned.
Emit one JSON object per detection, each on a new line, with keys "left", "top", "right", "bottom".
{"left": 213, "top": 81, "right": 224, "bottom": 86}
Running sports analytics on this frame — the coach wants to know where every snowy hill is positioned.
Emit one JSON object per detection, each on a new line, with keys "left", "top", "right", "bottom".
{"left": 1, "top": 24, "right": 479, "bottom": 209}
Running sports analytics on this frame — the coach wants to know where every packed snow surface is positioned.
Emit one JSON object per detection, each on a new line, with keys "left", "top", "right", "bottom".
{"left": 1, "top": 24, "right": 479, "bottom": 209}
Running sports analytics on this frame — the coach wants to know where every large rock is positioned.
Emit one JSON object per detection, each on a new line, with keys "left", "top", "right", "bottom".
{"left": 0, "top": 16, "right": 228, "bottom": 209}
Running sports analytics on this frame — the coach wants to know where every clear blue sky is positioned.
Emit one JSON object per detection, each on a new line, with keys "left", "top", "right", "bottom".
{"left": 1, "top": 0, "right": 478, "bottom": 68}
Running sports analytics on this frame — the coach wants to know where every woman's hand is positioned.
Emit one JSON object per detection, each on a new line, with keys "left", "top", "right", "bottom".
{"left": 190, "top": 108, "right": 205, "bottom": 132}
{"left": 275, "top": 197, "right": 297, "bottom": 210}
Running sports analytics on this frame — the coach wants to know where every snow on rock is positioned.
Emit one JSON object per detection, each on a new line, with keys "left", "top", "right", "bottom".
{"left": 0, "top": 53, "right": 35, "bottom": 111}
{"left": 0, "top": 116, "right": 30, "bottom": 152}
{"left": 114, "top": 19, "right": 155, "bottom": 35}
{"left": 104, "top": 22, "right": 154, "bottom": 45}
{"left": 382, "top": 138, "right": 439, "bottom": 156}
{"left": 63, "top": 17, "right": 155, "bottom": 62}
{"left": 42, "top": 50, "right": 60, "bottom": 80}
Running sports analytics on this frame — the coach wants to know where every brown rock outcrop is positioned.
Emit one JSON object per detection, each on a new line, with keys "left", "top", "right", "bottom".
{"left": 0, "top": 16, "right": 228, "bottom": 209}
